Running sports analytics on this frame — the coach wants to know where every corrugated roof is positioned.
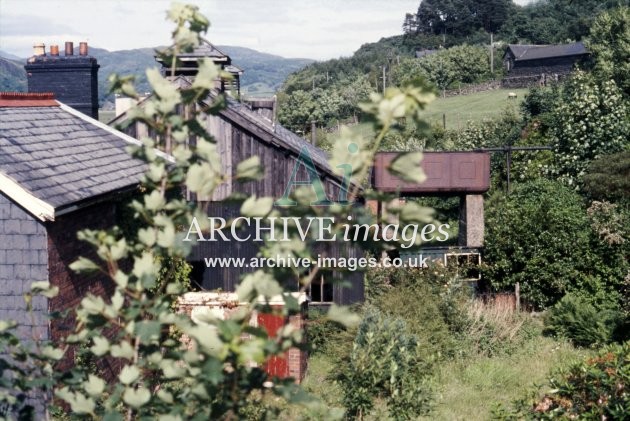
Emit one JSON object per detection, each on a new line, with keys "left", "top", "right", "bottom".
{"left": 0, "top": 103, "right": 147, "bottom": 215}
{"left": 506, "top": 42, "right": 588, "bottom": 61}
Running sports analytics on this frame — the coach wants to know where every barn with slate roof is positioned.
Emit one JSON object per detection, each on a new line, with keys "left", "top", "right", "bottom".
{"left": 502, "top": 41, "right": 589, "bottom": 88}
{"left": 0, "top": 92, "right": 146, "bottom": 372}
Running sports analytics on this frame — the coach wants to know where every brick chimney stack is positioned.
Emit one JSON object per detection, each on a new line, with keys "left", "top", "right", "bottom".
{"left": 24, "top": 41, "right": 100, "bottom": 120}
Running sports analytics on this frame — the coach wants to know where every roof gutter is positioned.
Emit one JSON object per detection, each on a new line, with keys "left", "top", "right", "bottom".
{"left": 0, "top": 172, "right": 55, "bottom": 222}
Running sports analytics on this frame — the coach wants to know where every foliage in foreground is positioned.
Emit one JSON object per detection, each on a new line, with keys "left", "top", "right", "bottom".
{"left": 0, "top": 2, "right": 444, "bottom": 419}
{"left": 495, "top": 341, "right": 630, "bottom": 420}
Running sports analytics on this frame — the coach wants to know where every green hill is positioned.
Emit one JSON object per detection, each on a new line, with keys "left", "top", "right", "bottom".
{"left": 0, "top": 46, "right": 312, "bottom": 103}
{"left": 0, "top": 57, "right": 27, "bottom": 92}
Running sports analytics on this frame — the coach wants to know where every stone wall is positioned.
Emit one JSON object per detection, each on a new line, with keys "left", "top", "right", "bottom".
{"left": 0, "top": 192, "right": 49, "bottom": 342}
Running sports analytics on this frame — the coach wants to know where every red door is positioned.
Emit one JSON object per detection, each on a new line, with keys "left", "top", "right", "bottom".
{"left": 258, "top": 311, "right": 289, "bottom": 378}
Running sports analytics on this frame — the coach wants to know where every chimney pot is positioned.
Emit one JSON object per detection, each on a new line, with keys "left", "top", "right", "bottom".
{"left": 65, "top": 42, "right": 74, "bottom": 56}
{"left": 50, "top": 45, "right": 59, "bottom": 56}
{"left": 33, "top": 43, "right": 46, "bottom": 56}
{"left": 79, "top": 42, "right": 88, "bottom": 56}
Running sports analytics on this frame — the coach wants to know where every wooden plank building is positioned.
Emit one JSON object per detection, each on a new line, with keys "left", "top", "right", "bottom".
{"left": 110, "top": 42, "right": 364, "bottom": 305}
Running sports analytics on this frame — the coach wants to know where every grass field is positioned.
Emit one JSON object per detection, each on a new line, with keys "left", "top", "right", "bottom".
{"left": 421, "top": 88, "right": 529, "bottom": 130}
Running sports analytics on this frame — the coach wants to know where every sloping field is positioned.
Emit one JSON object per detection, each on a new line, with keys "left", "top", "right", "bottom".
{"left": 422, "top": 88, "right": 529, "bottom": 130}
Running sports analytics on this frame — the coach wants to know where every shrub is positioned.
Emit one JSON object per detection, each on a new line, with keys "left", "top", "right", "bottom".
{"left": 483, "top": 179, "right": 592, "bottom": 309}
{"left": 582, "top": 151, "right": 630, "bottom": 203}
{"left": 544, "top": 293, "right": 624, "bottom": 347}
{"left": 370, "top": 264, "right": 470, "bottom": 359}
{"left": 496, "top": 341, "right": 630, "bottom": 420}
{"left": 337, "top": 307, "right": 433, "bottom": 420}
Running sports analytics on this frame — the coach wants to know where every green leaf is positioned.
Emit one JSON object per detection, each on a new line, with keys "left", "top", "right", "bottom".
{"left": 236, "top": 270, "right": 282, "bottom": 301}
{"left": 123, "top": 387, "right": 151, "bottom": 408}
{"left": 110, "top": 238, "right": 128, "bottom": 261}
{"left": 0, "top": 320, "right": 16, "bottom": 332}
{"left": 81, "top": 295, "right": 106, "bottom": 315}
{"left": 91, "top": 337, "right": 110, "bottom": 357}
{"left": 30, "top": 281, "right": 59, "bottom": 298}
{"left": 146, "top": 67, "right": 181, "bottom": 113}
{"left": 69, "top": 257, "right": 101, "bottom": 273}
{"left": 56, "top": 388, "right": 95, "bottom": 415}
{"left": 113, "top": 271, "right": 129, "bottom": 288}
{"left": 389, "top": 152, "right": 426, "bottom": 184}
{"left": 160, "top": 359, "right": 186, "bottom": 379}
{"left": 192, "top": 57, "right": 220, "bottom": 90}
{"left": 41, "top": 345, "right": 64, "bottom": 361}
{"left": 110, "top": 341, "right": 134, "bottom": 359}
{"left": 241, "top": 196, "right": 273, "bottom": 217}
{"left": 84, "top": 374, "right": 106, "bottom": 397}
{"left": 133, "top": 252, "right": 158, "bottom": 288}
{"left": 236, "top": 156, "right": 264, "bottom": 181}
{"left": 158, "top": 415, "right": 182, "bottom": 421}
{"left": 119, "top": 364, "right": 140, "bottom": 385}
{"left": 399, "top": 201, "right": 434, "bottom": 224}
{"left": 138, "top": 227, "right": 157, "bottom": 247}
{"left": 186, "top": 325, "right": 224, "bottom": 356}
{"left": 186, "top": 162, "right": 219, "bottom": 197}
{"left": 144, "top": 190, "right": 166, "bottom": 211}
{"left": 111, "top": 290, "right": 124, "bottom": 311}
{"left": 135, "top": 320, "right": 161, "bottom": 343}
{"left": 327, "top": 304, "right": 361, "bottom": 328}
{"left": 157, "top": 389, "right": 174, "bottom": 404}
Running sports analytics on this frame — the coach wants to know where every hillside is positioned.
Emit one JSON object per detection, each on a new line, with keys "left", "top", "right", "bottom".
{"left": 0, "top": 56, "right": 27, "bottom": 92}
{"left": 0, "top": 45, "right": 313, "bottom": 103}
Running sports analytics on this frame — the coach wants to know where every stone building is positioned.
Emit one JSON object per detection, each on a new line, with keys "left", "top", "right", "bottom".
{"left": 0, "top": 91, "right": 147, "bottom": 375}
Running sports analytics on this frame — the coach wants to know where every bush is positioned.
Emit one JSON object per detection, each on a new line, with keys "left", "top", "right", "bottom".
{"left": 336, "top": 307, "right": 433, "bottom": 420}
{"left": 483, "top": 179, "right": 593, "bottom": 309}
{"left": 544, "top": 293, "right": 624, "bottom": 347}
{"left": 583, "top": 151, "right": 630, "bottom": 203}
{"left": 496, "top": 341, "right": 630, "bottom": 420}
{"left": 373, "top": 266, "right": 468, "bottom": 359}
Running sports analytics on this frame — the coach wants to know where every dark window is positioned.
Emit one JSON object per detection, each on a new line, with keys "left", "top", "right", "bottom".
{"left": 309, "top": 275, "right": 333, "bottom": 303}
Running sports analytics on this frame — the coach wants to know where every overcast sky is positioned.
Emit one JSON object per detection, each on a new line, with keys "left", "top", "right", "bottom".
{"left": 0, "top": 0, "right": 534, "bottom": 60}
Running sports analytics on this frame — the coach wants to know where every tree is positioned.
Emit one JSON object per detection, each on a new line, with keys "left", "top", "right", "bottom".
{"left": 545, "top": 71, "right": 629, "bottom": 188}
{"left": 587, "top": 6, "right": 630, "bottom": 96}
{"left": 414, "top": 0, "right": 510, "bottom": 37}
{"left": 483, "top": 179, "right": 613, "bottom": 309}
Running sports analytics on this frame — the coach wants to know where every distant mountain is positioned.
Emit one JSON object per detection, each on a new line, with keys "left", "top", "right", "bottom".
{"left": 0, "top": 56, "right": 27, "bottom": 92}
{"left": 0, "top": 46, "right": 313, "bottom": 103}
{"left": 0, "top": 50, "right": 22, "bottom": 61}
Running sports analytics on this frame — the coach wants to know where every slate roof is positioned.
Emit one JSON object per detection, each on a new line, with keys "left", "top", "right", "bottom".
{"left": 221, "top": 94, "right": 332, "bottom": 173}
{"left": 110, "top": 77, "right": 336, "bottom": 180}
{"left": 157, "top": 40, "right": 230, "bottom": 62}
{"left": 0, "top": 103, "right": 147, "bottom": 215}
{"left": 506, "top": 42, "right": 588, "bottom": 62}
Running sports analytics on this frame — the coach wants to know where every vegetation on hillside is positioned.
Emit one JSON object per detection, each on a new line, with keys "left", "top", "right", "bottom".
{"left": 277, "top": 0, "right": 628, "bottom": 138}
{"left": 0, "top": 45, "right": 313, "bottom": 104}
